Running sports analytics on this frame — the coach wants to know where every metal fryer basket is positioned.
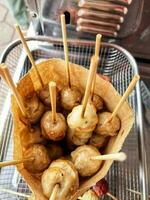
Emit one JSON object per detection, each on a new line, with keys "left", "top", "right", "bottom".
{"left": 0, "top": 37, "right": 148, "bottom": 200}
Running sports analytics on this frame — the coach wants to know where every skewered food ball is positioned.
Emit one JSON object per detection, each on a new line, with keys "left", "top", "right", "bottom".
{"left": 41, "top": 111, "right": 67, "bottom": 141}
{"left": 38, "top": 85, "right": 60, "bottom": 107}
{"left": 42, "top": 159, "right": 79, "bottom": 200}
{"left": 93, "top": 179, "right": 117, "bottom": 199}
{"left": 67, "top": 103, "right": 98, "bottom": 145}
{"left": 89, "top": 134, "right": 107, "bottom": 149}
{"left": 20, "top": 126, "right": 46, "bottom": 149}
{"left": 42, "top": 168, "right": 64, "bottom": 198}
{"left": 92, "top": 94, "right": 104, "bottom": 111}
{"left": 24, "top": 93, "right": 45, "bottom": 124}
{"left": 71, "top": 145, "right": 102, "bottom": 177}
{"left": 67, "top": 128, "right": 92, "bottom": 147}
{"left": 92, "top": 179, "right": 108, "bottom": 197}
{"left": 95, "top": 112, "right": 121, "bottom": 136}
{"left": 80, "top": 190, "right": 99, "bottom": 200}
{"left": 67, "top": 104, "right": 98, "bottom": 146}
{"left": 61, "top": 86, "right": 82, "bottom": 110}
{"left": 46, "top": 143, "right": 63, "bottom": 160}
{"left": 67, "top": 103, "right": 98, "bottom": 131}
{"left": 23, "top": 144, "right": 50, "bottom": 173}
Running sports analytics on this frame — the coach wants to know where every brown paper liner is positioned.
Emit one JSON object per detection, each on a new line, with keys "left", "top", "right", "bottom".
{"left": 11, "top": 58, "right": 134, "bottom": 200}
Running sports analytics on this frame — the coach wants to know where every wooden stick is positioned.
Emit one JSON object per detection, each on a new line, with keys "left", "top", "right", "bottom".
{"left": 106, "top": 192, "right": 118, "bottom": 200}
{"left": 81, "top": 55, "right": 99, "bottom": 117}
{"left": 0, "top": 64, "right": 26, "bottom": 116}
{"left": 108, "top": 75, "right": 140, "bottom": 122}
{"left": 49, "top": 82, "right": 57, "bottom": 123}
{"left": 49, "top": 184, "right": 59, "bottom": 200}
{"left": 15, "top": 25, "right": 43, "bottom": 87}
{"left": 0, "top": 67, "right": 7, "bottom": 82}
{"left": 127, "top": 189, "right": 150, "bottom": 198}
{"left": 61, "top": 14, "right": 71, "bottom": 88}
{"left": 0, "top": 188, "right": 30, "bottom": 198}
{"left": 0, "top": 157, "right": 34, "bottom": 168}
{"left": 91, "top": 152, "right": 127, "bottom": 162}
{"left": 95, "top": 34, "right": 102, "bottom": 57}
{"left": 91, "top": 34, "right": 102, "bottom": 99}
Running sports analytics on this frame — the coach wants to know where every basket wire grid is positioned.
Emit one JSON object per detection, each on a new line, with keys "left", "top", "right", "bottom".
{"left": 0, "top": 37, "right": 147, "bottom": 200}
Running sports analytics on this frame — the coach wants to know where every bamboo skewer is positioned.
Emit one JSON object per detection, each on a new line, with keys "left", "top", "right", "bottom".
{"left": 91, "top": 34, "right": 102, "bottom": 100}
{"left": 127, "top": 188, "right": 141, "bottom": 196}
{"left": 106, "top": 192, "right": 118, "bottom": 200}
{"left": 95, "top": 34, "right": 102, "bottom": 57}
{"left": 81, "top": 55, "right": 99, "bottom": 117}
{"left": 91, "top": 152, "right": 127, "bottom": 162}
{"left": 0, "top": 188, "right": 31, "bottom": 198}
{"left": 0, "top": 157, "right": 34, "bottom": 168}
{"left": 49, "top": 184, "right": 59, "bottom": 200}
{"left": 15, "top": 25, "right": 43, "bottom": 87}
{"left": 0, "top": 67, "right": 7, "bottom": 82}
{"left": 107, "top": 75, "right": 140, "bottom": 122}
{"left": 0, "top": 64, "right": 26, "bottom": 116}
{"left": 127, "top": 189, "right": 150, "bottom": 199}
{"left": 49, "top": 81, "right": 57, "bottom": 123}
{"left": 61, "top": 14, "right": 71, "bottom": 88}
{"left": 90, "top": 67, "right": 97, "bottom": 101}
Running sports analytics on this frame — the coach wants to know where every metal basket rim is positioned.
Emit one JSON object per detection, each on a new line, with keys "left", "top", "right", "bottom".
{"left": 0, "top": 36, "right": 138, "bottom": 72}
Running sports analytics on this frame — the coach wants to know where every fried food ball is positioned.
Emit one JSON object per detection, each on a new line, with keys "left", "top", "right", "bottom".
{"left": 92, "top": 94, "right": 104, "bottom": 111}
{"left": 42, "top": 168, "right": 64, "bottom": 198}
{"left": 23, "top": 144, "right": 50, "bottom": 174}
{"left": 95, "top": 112, "right": 121, "bottom": 136}
{"left": 24, "top": 93, "right": 45, "bottom": 124}
{"left": 61, "top": 86, "right": 82, "bottom": 110}
{"left": 71, "top": 145, "right": 102, "bottom": 177}
{"left": 67, "top": 103, "right": 98, "bottom": 132}
{"left": 41, "top": 111, "right": 67, "bottom": 141}
{"left": 42, "top": 159, "right": 79, "bottom": 200}
{"left": 67, "top": 128, "right": 92, "bottom": 146}
{"left": 92, "top": 179, "right": 108, "bottom": 196}
{"left": 20, "top": 127, "right": 46, "bottom": 149}
{"left": 46, "top": 143, "right": 63, "bottom": 160}
{"left": 38, "top": 85, "right": 59, "bottom": 107}
{"left": 67, "top": 103, "right": 98, "bottom": 146}
{"left": 89, "top": 134, "right": 107, "bottom": 149}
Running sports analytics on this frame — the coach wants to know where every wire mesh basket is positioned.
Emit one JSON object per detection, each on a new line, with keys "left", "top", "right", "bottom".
{"left": 0, "top": 37, "right": 148, "bottom": 200}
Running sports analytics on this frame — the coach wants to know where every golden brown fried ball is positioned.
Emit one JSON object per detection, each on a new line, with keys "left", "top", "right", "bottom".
{"left": 23, "top": 144, "right": 50, "bottom": 173}
{"left": 71, "top": 145, "right": 102, "bottom": 177}
{"left": 24, "top": 93, "right": 45, "bottom": 124}
{"left": 61, "top": 86, "right": 82, "bottom": 110}
{"left": 42, "top": 159, "right": 79, "bottom": 200}
{"left": 95, "top": 112, "right": 121, "bottom": 136}
{"left": 41, "top": 111, "right": 67, "bottom": 141}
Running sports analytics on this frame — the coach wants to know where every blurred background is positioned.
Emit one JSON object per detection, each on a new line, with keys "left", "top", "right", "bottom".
{"left": 0, "top": 0, "right": 17, "bottom": 55}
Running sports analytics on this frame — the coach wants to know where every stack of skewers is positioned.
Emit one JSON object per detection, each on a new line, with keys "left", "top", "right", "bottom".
{"left": 0, "top": 14, "right": 138, "bottom": 200}
{"left": 77, "top": 0, "right": 132, "bottom": 37}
